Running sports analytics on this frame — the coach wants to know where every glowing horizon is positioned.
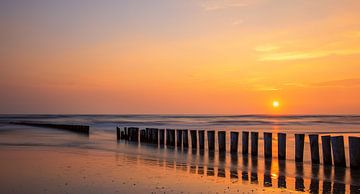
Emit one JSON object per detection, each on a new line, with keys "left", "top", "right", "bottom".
{"left": 1, "top": 0, "right": 360, "bottom": 114}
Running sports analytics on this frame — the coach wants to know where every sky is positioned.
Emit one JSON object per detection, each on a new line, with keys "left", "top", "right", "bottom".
{"left": 1, "top": 0, "right": 360, "bottom": 114}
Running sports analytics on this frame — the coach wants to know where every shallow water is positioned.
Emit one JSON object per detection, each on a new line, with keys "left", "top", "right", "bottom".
{"left": 0, "top": 115, "right": 360, "bottom": 193}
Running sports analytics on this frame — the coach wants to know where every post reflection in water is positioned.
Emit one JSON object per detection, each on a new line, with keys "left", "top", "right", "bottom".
{"left": 128, "top": 141, "right": 358, "bottom": 194}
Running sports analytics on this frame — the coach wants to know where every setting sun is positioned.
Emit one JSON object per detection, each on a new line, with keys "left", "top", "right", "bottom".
{"left": 273, "top": 101, "right": 280, "bottom": 108}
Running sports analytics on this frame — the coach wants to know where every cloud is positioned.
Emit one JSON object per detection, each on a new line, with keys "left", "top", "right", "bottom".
{"left": 254, "top": 45, "right": 280, "bottom": 52}
{"left": 201, "top": 0, "right": 248, "bottom": 11}
{"left": 312, "top": 78, "right": 360, "bottom": 88}
{"left": 258, "top": 49, "right": 360, "bottom": 61}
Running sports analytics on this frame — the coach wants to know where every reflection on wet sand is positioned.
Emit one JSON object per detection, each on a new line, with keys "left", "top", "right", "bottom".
{"left": 123, "top": 143, "right": 360, "bottom": 193}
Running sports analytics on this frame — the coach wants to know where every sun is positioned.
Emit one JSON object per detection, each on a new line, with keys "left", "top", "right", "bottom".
{"left": 272, "top": 101, "right": 280, "bottom": 108}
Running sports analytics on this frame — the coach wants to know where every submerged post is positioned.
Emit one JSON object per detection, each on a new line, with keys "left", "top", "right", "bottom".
{"left": 331, "top": 136, "right": 346, "bottom": 167}
{"left": 295, "top": 134, "right": 305, "bottom": 162}
{"left": 183, "top": 130, "right": 189, "bottom": 148}
{"left": 242, "top": 131, "right": 249, "bottom": 155}
{"left": 199, "top": 130, "right": 205, "bottom": 150}
{"left": 218, "top": 131, "right": 226, "bottom": 153}
{"left": 251, "top": 132, "right": 259, "bottom": 157}
{"left": 349, "top": 136, "right": 360, "bottom": 169}
{"left": 159, "top": 129, "right": 165, "bottom": 145}
{"left": 309, "top": 134, "right": 320, "bottom": 164}
{"left": 116, "top": 127, "right": 121, "bottom": 140}
{"left": 177, "top": 130, "right": 183, "bottom": 148}
{"left": 207, "top": 130, "right": 215, "bottom": 152}
{"left": 190, "top": 130, "right": 197, "bottom": 149}
{"left": 230, "top": 132, "right": 239, "bottom": 154}
{"left": 264, "top": 132, "right": 272, "bottom": 158}
{"left": 278, "top": 133, "right": 286, "bottom": 160}
{"left": 321, "top": 135, "right": 332, "bottom": 165}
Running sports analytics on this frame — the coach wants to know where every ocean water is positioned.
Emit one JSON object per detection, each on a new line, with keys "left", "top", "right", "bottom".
{"left": 0, "top": 114, "right": 360, "bottom": 193}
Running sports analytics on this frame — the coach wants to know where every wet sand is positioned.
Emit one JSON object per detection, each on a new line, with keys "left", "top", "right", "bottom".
{"left": 0, "top": 122, "right": 360, "bottom": 193}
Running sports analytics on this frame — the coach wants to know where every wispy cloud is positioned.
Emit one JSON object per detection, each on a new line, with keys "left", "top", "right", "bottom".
{"left": 254, "top": 45, "right": 280, "bottom": 52}
{"left": 201, "top": 0, "right": 248, "bottom": 11}
{"left": 258, "top": 48, "right": 360, "bottom": 61}
{"left": 312, "top": 78, "right": 360, "bottom": 88}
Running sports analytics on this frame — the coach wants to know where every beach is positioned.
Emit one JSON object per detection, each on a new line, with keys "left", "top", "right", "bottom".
{"left": 0, "top": 115, "right": 360, "bottom": 193}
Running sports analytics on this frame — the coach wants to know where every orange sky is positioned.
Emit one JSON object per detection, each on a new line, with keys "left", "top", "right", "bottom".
{"left": 1, "top": 0, "right": 360, "bottom": 114}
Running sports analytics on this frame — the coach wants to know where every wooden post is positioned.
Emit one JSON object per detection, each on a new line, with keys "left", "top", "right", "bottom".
{"left": 198, "top": 130, "right": 205, "bottom": 150}
{"left": 321, "top": 135, "right": 332, "bottom": 165}
{"left": 309, "top": 134, "right": 320, "bottom": 164}
{"left": 331, "top": 136, "right": 346, "bottom": 167}
{"left": 207, "top": 131, "right": 215, "bottom": 151}
{"left": 124, "top": 127, "right": 128, "bottom": 140}
{"left": 349, "top": 136, "right": 360, "bottom": 169}
{"left": 295, "top": 134, "right": 305, "bottom": 162}
{"left": 218, "top": 131, "right": 226, "bottom": 153}
{"left": 167, "top": 129, "right": 175, "bottom": 147}
{"left": 140, "top": 129, "right": 146, "bottom": 142}
{"left": 278, "top": 133, "right": 286, "bottom": 160}
{"left": 177, "top": 130, "right": 183, "bottom": 148}
{"left": 264, "top": 132, "right": 272, "bottom": 158}
{"left": 242, "top": 131, "right": 249, "bottom": 155}
{"left": 145, "top": 128, "right": 150, "bottom": 143}
{"left": 153, "top": 128, "right": 159, "bottom": 144}
{"left": 230, "top": 132, "right": 239, "bottom": 154}
{"left": 116, "top": 127, "right": 121, "bottom": 140}
{"left": 159, "top": 129, "right": 165, "bottom": 145}
{"left": 251, "top": 132, "right": 259, "bottom": 157}
{"left": 183, "top": 130, "right": 189, "bottom": 148}
{"left": 190, "top": 130, "right": 197, "bottom": 149}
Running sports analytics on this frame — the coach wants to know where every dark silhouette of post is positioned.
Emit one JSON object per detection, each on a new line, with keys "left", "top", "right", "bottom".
{"left": 198, "top": 130, "right": 205, "bottom": 150}
{"left": 159, "top": 129, "right": 165, "bottom": 145}
{"left": 190, "top": 130, "right": 197, "bottom": 149}
{"left": 140, "top": 129, "right": 146, "bottom": 142}
{"left": 331, "top": 136, "right": 346, "bottom": 167}
{"left": 183, "top": 130, "right": 189, "bottom": 148}
{"left": 242, "top": 131, "right": 249, "bottom": 155}
{"left": 207, "top": 131, "right": 215, "bottom": 152}
{"left": 177, "top": 130, "right": 183, "bottom": 148}
{"left": 278, "top": 133, "right": 286, "bottom": 160}
{"left": 152, "top": 128, "right": 159, "bottom": 144}
{"left": 321, "top": 135, "right": 332, "bottom": 165}
{"left": 251, "top": 132, "right": 259, "bottom": 157}
{"left": 167, "top": 129, "right": 175, "bottom": 147}
{"left": 309, "top": 134, "right": 320, "bottom": 164}
{"left": 116, "top": 127, "right": 121, "bottom": 140}
{"left": 349, "top": 136, "right": 360, "bottom": 169}
{"left": 218, "top": 131, "right": 226, "bottom": 153}
{"left": 264, "top": 132, "right": 272, "bottom": 158}
{"left": 230, "top": 132, "right": 239, "bottom": 154}
{"left": 295, "top": 134, "right": 305, "bottom": 162}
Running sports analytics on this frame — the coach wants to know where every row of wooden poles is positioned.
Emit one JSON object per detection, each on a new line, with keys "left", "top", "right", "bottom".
{"left": 116, "top": 127, "right": 360, "bottom": 169}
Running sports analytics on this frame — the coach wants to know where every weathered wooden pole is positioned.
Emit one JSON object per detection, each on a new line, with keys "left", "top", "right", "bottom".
{"left": 264, "top": 132, "right": 272, "bottom": 158}
{"left": 230, "top": 132, "right": 239, "bottom": 154}
{"left": 331, "top": 136, "right": 346, "bottom": 167}
{"left": 153, "top": 128, "right": 159, "bottom": 144}
{"left": 309, "top": 134, "right": 320, "bottom": 164}
{"left": 124, "top": 127, "right": 128, "bottom": 140}
{"left": 242, "top": 131, "right": 249, "bottom": 155}
{"left": 177, "top": 130, "right": 183, "bottom": 148}
{"left": 183, "top": 130, "right": 189, "bottom": 148}
{"left": 218, "top": 131, "right": 226, "bottom": 153}
{"left": 349, "top": 136, "right": 360, "bottom": 169}
{"left": 278, "top": 133, "right": 286, "bottom": 160}
{"left": 167, "top": 129, "right": 175, "bottom": 147}
{"left": 295, "top": 134, "right": 305, "bottom": 162}
{"left": 251, "top": 132, "right": 259, "bottom": 157}
{"left": 116, "top": 127, "right": 121, "bottom": 140}
{"left": 145, "top": 128, "right": 150, "bottom": 143}
{"left": 198, "top": 130, "right": 205, "bottom": 150}
{"left": 207, "top": 130, "right": 215, "bottom": 151}
{"left": 140, "top": 129, "right": 146, "bottom": 142}
{"left": 159, "top": 129, "right": 165, "bottom": 146}
{"left": 321, "top": 135, "right": 332, "bottom": 165}
{"left": 190, "top": 130, "right": 197, "bottom": 149}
